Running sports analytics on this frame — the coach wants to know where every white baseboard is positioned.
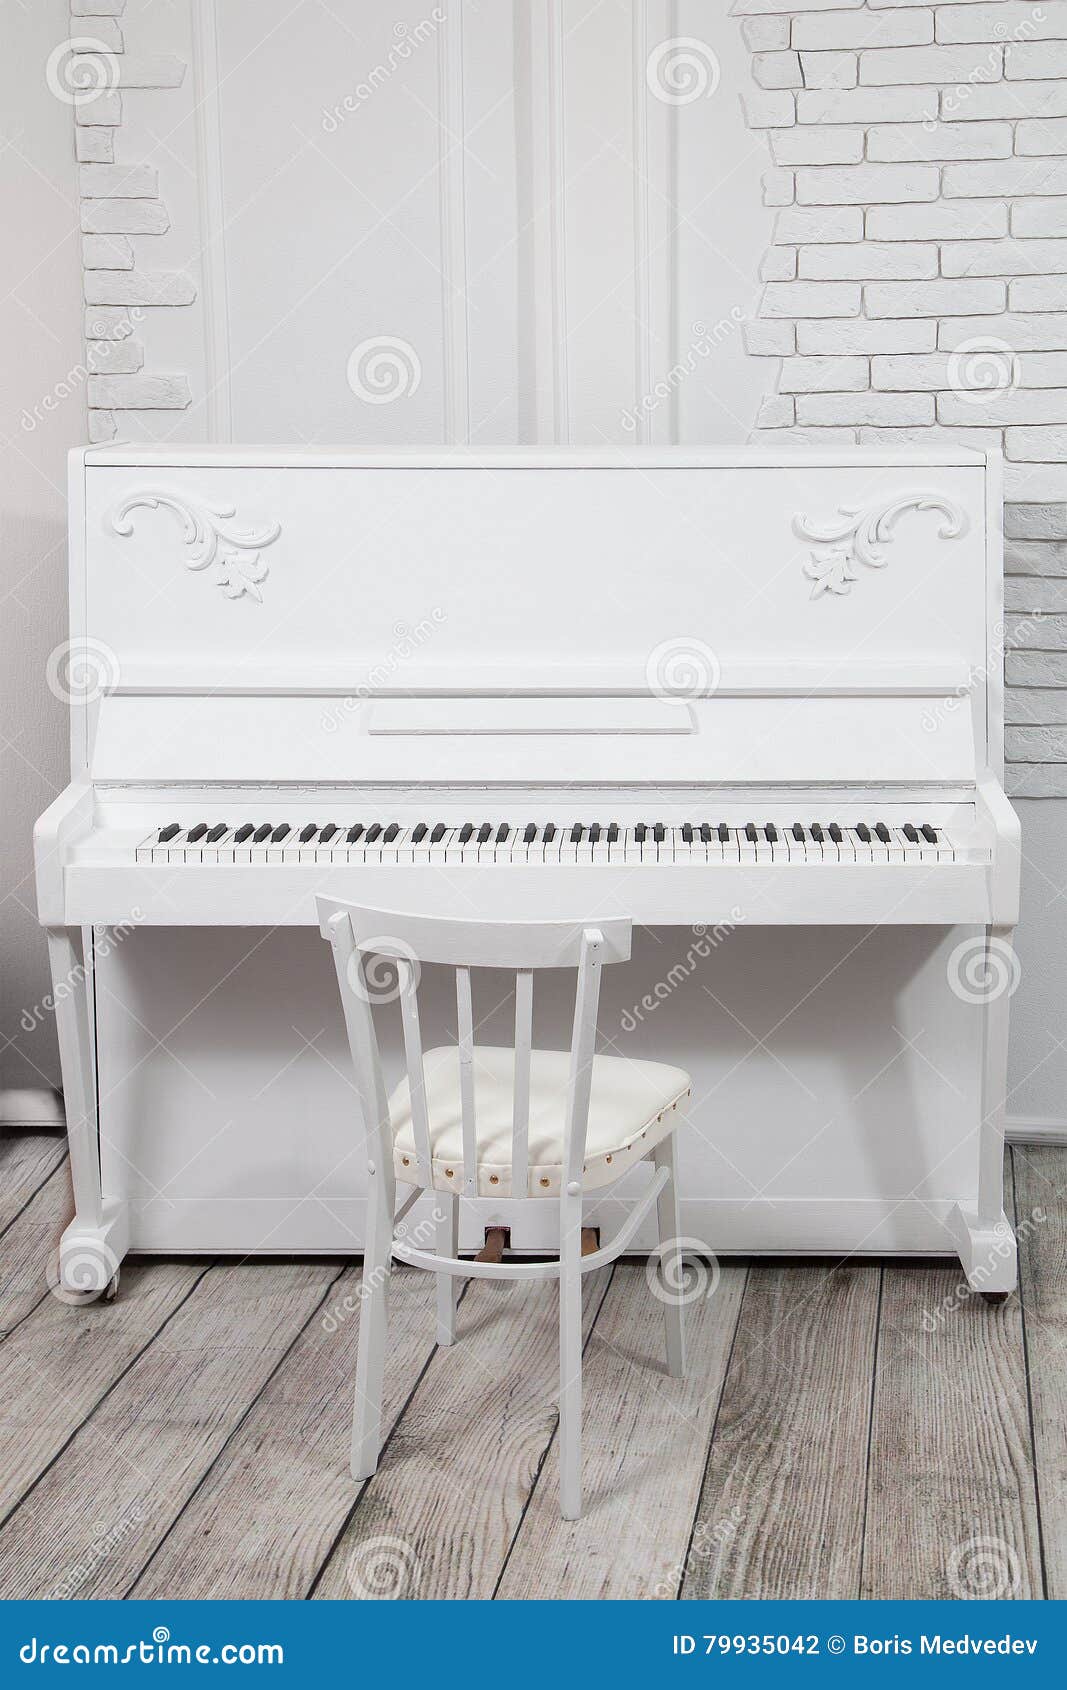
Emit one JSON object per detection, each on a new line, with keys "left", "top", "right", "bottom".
{"left": 0, "top": 1087, "right": 65, "bottom": 1130}
{"left": 1006, "top": 1114, "right": 1067, "bottom": 1146}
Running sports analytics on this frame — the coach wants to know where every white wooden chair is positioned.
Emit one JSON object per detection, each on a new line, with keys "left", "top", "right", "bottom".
{"left": 317, "top": 899, "right": 691, "bottom": 1520}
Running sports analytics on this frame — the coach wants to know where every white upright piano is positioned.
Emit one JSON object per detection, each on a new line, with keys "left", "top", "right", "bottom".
{"left": 36, "top": 446, "right": 1020, "bottom": 1297}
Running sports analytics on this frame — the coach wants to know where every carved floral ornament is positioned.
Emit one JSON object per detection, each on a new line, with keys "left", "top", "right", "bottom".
{"left": 107, "top": 488, "right": 282, "bottom": 602}
{"left": 794, "top": 493, "right": 966, "bottom": 600}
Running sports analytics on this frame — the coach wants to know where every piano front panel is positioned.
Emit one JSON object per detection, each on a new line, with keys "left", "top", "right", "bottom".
{"left": 82, "top": 458, "right": 993, "bottom": 766}
{"left": 93, "top": 920, "right": 984, "bottom": 1257}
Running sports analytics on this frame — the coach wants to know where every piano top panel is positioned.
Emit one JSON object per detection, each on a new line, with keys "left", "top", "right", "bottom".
{"left": 69, "top": 446, "right": 1001, "bottom": 777}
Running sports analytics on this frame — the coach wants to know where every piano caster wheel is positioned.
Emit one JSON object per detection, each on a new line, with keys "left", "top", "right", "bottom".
{"left": 981, "top": 1290, "right": 1010, "bottom": 1305}
{"left": 104, "top": 1269, "right": 120, "bottom": 1302}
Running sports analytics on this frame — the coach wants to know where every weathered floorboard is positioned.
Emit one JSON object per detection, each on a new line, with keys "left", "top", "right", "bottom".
{"left": 131, "top": 1264, "right": 451, "bottom": 1599}
{"left": 497, "top": 1260, "right": 746, "bottom": 1599}
{"left": 0, "top": 1134, "right": 66, "bottom": 1236}
{"left": 1013, "top": 1143, "right": 1067, "bottom": 1599}
{"left": 863, "top": 1253, "right": 1041, "bottom": 1599}
{"left": 311, "top": 1268, "right": 611, "bottom": 1600}
{"left": 682, "top": 1262, "right": 880, "bottom": 1600}
{"left": 0, "top": 1260, "right": 204, "bottom": 1528}
{"left": 0, "top": 1158, "right": 75, "bottom": 1337}
{"left": 0, "top": 1261, "right": 340, "bottom": 1597}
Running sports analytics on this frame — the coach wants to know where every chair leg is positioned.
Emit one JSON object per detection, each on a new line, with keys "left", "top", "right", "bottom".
{"left": 435, "top": 1192, "right": 459, "bottom": 1345}
{"left": 351, "top": 1165, "right": 393, "bottom": 1480}
{"left": 654, "top": 1133, "right": 686, "bottom": 1378}
{"left": 558, "top": 1192, "right": 584, "bottom": 1520}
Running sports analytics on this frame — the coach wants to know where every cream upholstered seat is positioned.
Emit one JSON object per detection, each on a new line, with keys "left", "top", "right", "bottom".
{"left": 391, "top": 1045, "right": 690, "bottom": 1198}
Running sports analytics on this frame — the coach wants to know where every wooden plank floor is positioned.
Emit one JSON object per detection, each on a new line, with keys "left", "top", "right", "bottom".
{"left": 0, "top": 1135, "right": 1064, "bottom": 1600}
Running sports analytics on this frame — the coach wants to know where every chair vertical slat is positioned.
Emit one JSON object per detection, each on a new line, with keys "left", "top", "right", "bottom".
{"left": 456, "top": 966, "right": 477, "bottom": 1196}
{"left": 398, "top": 958, "right": 433, "bottom": 1186}
{"left": 562, "top": 930, "right": 605, "bottom": 1190}
{"left": 512, "top": 969, "right": 533, "bottom": 1198}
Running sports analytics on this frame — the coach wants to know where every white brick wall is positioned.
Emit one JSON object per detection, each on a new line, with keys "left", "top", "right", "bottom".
{"left": 71, "top": 5, "right": 193, "bottom": 442}
{"left": 736, "top": 0, "right": 1067, "bottom": 793}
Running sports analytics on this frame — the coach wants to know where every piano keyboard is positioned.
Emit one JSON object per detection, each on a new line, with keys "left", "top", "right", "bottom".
{"left": 137, "top": 819, "right": 957, "bottom": 865}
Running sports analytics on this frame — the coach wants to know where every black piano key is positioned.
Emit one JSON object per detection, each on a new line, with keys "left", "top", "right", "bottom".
{"left": 523, "top": 823, "right": 537, "bottom": 843}
{"left": 570, "top": 824, "right": 584, "bottom": 843}
{"left": 253, "top": 823, "right": 273, "bottom": 843}
{"left": 364, "top": 823, "right": 383, "bottom": 843}
{"left": 187, "top": 822, "right": 209, "bottom": 843}
{"left": 543, "top": 823, "right": 557, "bottom": 843}
{"left": 319, "top": 824, "right": 338, "bottom": 842}
{"left": 810, "top": 824, "right": 824, "bottom": 843}
{"left": 856, "top": 823, "right": 872, "bottom": 843}
{"left": 233, "top": 823, "right": 255, "bottom": 844}
{"left": 347, "top": 823, "right": 364, "bottom": 843}
{"left": 477, "top": 823, "right": 492, "bottom": 844}
{"left": 206, "top": 823, "right": 228, "bottom": 844}
{"left": 745, "top": 823, "right": 758, "bottom": 843}
{"left": 496, "top": 823, "right": 510, "bottom": 844}
{"left": 681, "top": 823, "right": 694, "bottom": 844}
{"left": 922, "top": 823, "right": 938, "bottom": 844}
{"left": 412, "top": 823, "right": 428, "bottom": 843}
{"left": 607, "top": 822, "right": 620, "bottom": 843}
{"left": 430, "top": 823, "right": 447, "bottom": 843}
{"left": 653, "top": 823, "right": 666, "bottom": 843}
{"left": 158, "top": 822, "right": 181, "bottom": 842}
{"left": 717, "top": 823, "right": 730, "bottom": 843}
{"left": 765, "top": 824, "right": 778, "bottom": 843}
{"left": 383, "top": 823, "right": 400, "bottom": 843}
{"left": 903, "top": 823, "right": 919, "bottom": 843}
{"left": 875, "top": 823, "right": 891, "bottom": 843}
{"left": 828, "top": 824, "right": 843, "bottom": 844}
{"left": 634, "top": 824, "right": 647, "bottom": 843}
{"left": 589, "top": 824, "right": 602, "bottom": 843}
{"left": 271, "top": 824, "right": 291, "bottom": 843}
{"left": 792, "top": 823, "right": 805, "bottom": 843}
{"left": 699, "top": 823, "right": 712, "bottom": 843}
{"left": 459, "top": 823, "right": 474, "bottom": 843}
{"left": 299, "top": 824, "right": 317, "bottom": 843}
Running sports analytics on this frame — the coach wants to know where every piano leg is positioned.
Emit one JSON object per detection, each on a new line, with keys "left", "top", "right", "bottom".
{"left": 46, "top": 926, "right": 128, "bottom": 1298}
{"left": 949, "top": 922, "right": 1018, "bottom": 1296}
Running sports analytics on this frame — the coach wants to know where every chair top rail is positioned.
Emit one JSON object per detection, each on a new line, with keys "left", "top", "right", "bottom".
{"left": 316, "top": 899, "right": 631, "bottom": 969}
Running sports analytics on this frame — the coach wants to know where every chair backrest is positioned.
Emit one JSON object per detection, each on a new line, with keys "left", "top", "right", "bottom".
{"left": 317, "top": 900, "right": 632, "bottom": 1201}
